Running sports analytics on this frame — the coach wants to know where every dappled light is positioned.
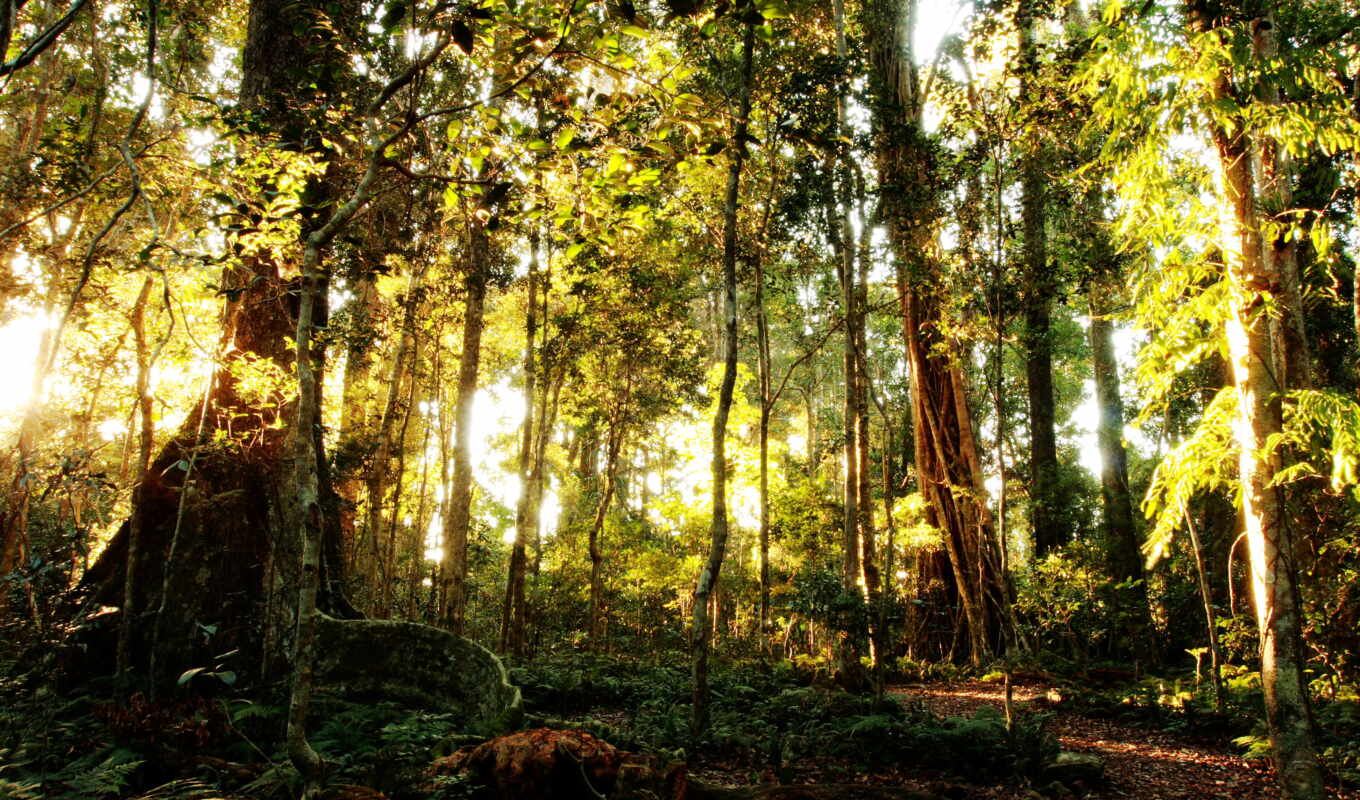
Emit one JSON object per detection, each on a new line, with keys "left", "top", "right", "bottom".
{"left": 2, "top": 0, "right": 1358, "bottom": 797}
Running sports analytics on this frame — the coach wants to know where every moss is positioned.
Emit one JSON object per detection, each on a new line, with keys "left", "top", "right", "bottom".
{"left": 313, "top": 616, "right": 522, "bottom": 730}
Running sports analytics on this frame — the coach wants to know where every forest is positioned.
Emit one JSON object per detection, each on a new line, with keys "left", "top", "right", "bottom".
{"left": 1, "top": 0, "right": 1359, "bottom": 797}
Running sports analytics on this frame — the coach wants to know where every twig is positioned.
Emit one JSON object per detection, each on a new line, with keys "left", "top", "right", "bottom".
{"left": 0, "top": 0, "right": 91, "bottom": 82}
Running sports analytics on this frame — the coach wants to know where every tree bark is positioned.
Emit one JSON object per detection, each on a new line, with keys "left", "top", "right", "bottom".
{"left": 1191, "top": 2, "right": 1325, "bottom": 793}
{"left": 1017, "top": 0, "right": 1062, "bottom": 558}
{"left": 80, "top": 0, "right": 361, "bottom": 690}
{"left": 441, "top": 219, "right": 491, "bottom": 635}
{"left": 1087, "top": 295, "right": 1154, "bottom": 663}
{"left": 503, "top": 232, "right": 540, "bottom": 655}
{"left": 692, "top": 7, "right": 753, "bottom": 736}
{"left": 864, "top": 0, "right": 1010, "bottom": 665}
{"left": 1250, "top": 17, "right": 1313, "bottom": 393}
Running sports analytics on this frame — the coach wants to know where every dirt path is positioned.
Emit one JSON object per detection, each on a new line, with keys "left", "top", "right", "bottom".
{"left": 891, "top": 680, "right": 1354, "bottom": 800}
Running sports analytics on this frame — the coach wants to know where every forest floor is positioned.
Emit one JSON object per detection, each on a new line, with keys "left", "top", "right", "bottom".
{"left": 887, "top": 679, "right": 1345, "bottom": 800}
{"left": 675, "top": 677, "right": 1358, "bottom": 800}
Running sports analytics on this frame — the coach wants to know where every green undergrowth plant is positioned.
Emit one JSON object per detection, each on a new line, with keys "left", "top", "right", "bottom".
{"left": 514, "top": 654, "right": 1059, "bottom": 780}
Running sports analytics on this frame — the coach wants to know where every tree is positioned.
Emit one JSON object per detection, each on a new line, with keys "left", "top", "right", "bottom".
{"left": 1016, "top": 0, "right": 1064, "bottom": 558}
{"left": 864, "top": 0, "right": 1012, "bottom": 666}
{"left": 84, "top": 0, "right": 361, "bottom": 688}
{"left": 1187, "top": 1, "right": 1323, "bottom": 790}
{"left": 1082, "top": 0, "right": 1360, "bottom": 792}
{"left": 692, "top": 1, "right": 756, "bottom": 735}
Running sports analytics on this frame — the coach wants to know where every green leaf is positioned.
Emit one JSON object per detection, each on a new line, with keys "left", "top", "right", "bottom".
{"left": 178, "top": 667, "right": 206, "bottom": 686}
{"left": 621, "top": 24, "right": 648, "bottom": 38}
{"left": 757, "top": 0, "right": 790, "bottom": 19}
{"left": 555, "top": 128, "right": 576, "bottom": 149}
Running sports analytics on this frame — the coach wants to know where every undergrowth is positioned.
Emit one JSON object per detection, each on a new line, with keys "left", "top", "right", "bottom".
{"left": 513, "top": 653, "right": 1059, "bottom": 781}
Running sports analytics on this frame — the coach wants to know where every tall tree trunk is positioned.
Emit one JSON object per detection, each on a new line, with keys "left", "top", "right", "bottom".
{"left": 589, "top": 415, "right": 624, "bottom": 648}
{"left": 441, "top": 219, "right": 491, "bottom": 635}
{"left": 1251, "top": 18, "right": 1312, "bottom": 393}
{"left": 855, "top": 199, "right": 882, "bottom": 676}
{"left": 830, "top": 0, "right": 867, "bottom": 687}
{"left": 864, "top": 0, "right": 1010, "bottom": 665}
{"left": 336, "top": 275, "right": 381, "bottom": 567}
{"left": 503, "top": 233, "right": 540, "bottom": 655}
{"left": 1087, "top": 294, "right": 1154, "bottom": 663}
{"left": 381, "top": 339, "right": 420, "bottom": 617}
{"left": 365, "top": 266, "right": 425, "bottom": 611}
{"left": 755, "top": 247, "right": 772, "bottom": 651}
{"left": 287, "top": 233, "right": 327, "bottom": 799}
{"left": 1017, "top": 0, "right": 1062, "bottom": 558}
{"left": 1186, "top": 511, "right": 1226, "bottom": 712}
{"left": 692, "top": 6, "right": 754, "bottom": 736}
{"left": 83, "top": 0, "right": 359, "bottom": 690}
{"left": 1191, "top": 3, "right": 1324, "bottom": 793}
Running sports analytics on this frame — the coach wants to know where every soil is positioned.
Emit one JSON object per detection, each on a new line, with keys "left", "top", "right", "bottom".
{"left": 683, "top": 678, "right": 1358, "bottom": 799}
{"left": 887, "top": 679, "right": 1357, "bottom": 800}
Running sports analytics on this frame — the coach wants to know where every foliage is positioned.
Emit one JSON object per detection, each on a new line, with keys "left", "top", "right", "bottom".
{"left": 514, "top": 654, "right": 1057, "bottom": 779}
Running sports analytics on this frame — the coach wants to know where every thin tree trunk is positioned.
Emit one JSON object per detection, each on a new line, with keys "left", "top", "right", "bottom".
{"left": 1185, "top": 511, "right": 1226, "bottom": 713}
{"left": 755, "top": 242, "right": 772, "bottom": 652}
{"left": 692, "top": 6, "right": 753, "bottom": 736}
{"left": 853, "top": 186, "right": 882, "bottom": 678}
{"left": 116, "top": 276, "right": 156, "bottom": 697}
{"left": 287, "top": 236, "right": 327, "bottom": 799}
{"left": 503, "top": 232, "right": 539, "bottom": 654}
{"left": 0, "top": 236, "right": 67, "bottom": 618}
{"left": 441, "top": 220, "right": 490, "bottom": 635}
{"left": 589, "top": 415, "right": 624, "bottom": 648}
{"left": 830, "top": 0, "right": 865, "bottom": 688}
{"left": 336, "top": 275, "right": 380, "bottom": 564}
{"left": 365, "top": 266, "right": 425, "bottom": 611}
{"left": 382, "top": 343, "right": 420, "bottom": 617}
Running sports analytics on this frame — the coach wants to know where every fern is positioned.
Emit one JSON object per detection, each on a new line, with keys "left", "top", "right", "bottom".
{"left": 0, "top": 779, "right": 43, "bottom": 800}
{"left": 53, "top": 753, "right": 144, "bottom": 800}
{"left": 131, "top": 778, "right": 236, "bottom": 800}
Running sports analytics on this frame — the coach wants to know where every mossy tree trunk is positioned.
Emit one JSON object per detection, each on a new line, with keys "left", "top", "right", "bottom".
{"left": 1190, "top": 2, "right": 1325, "bottom": 794}
{"left": 692, "top": 4, "right": 754, "bottom": 735}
